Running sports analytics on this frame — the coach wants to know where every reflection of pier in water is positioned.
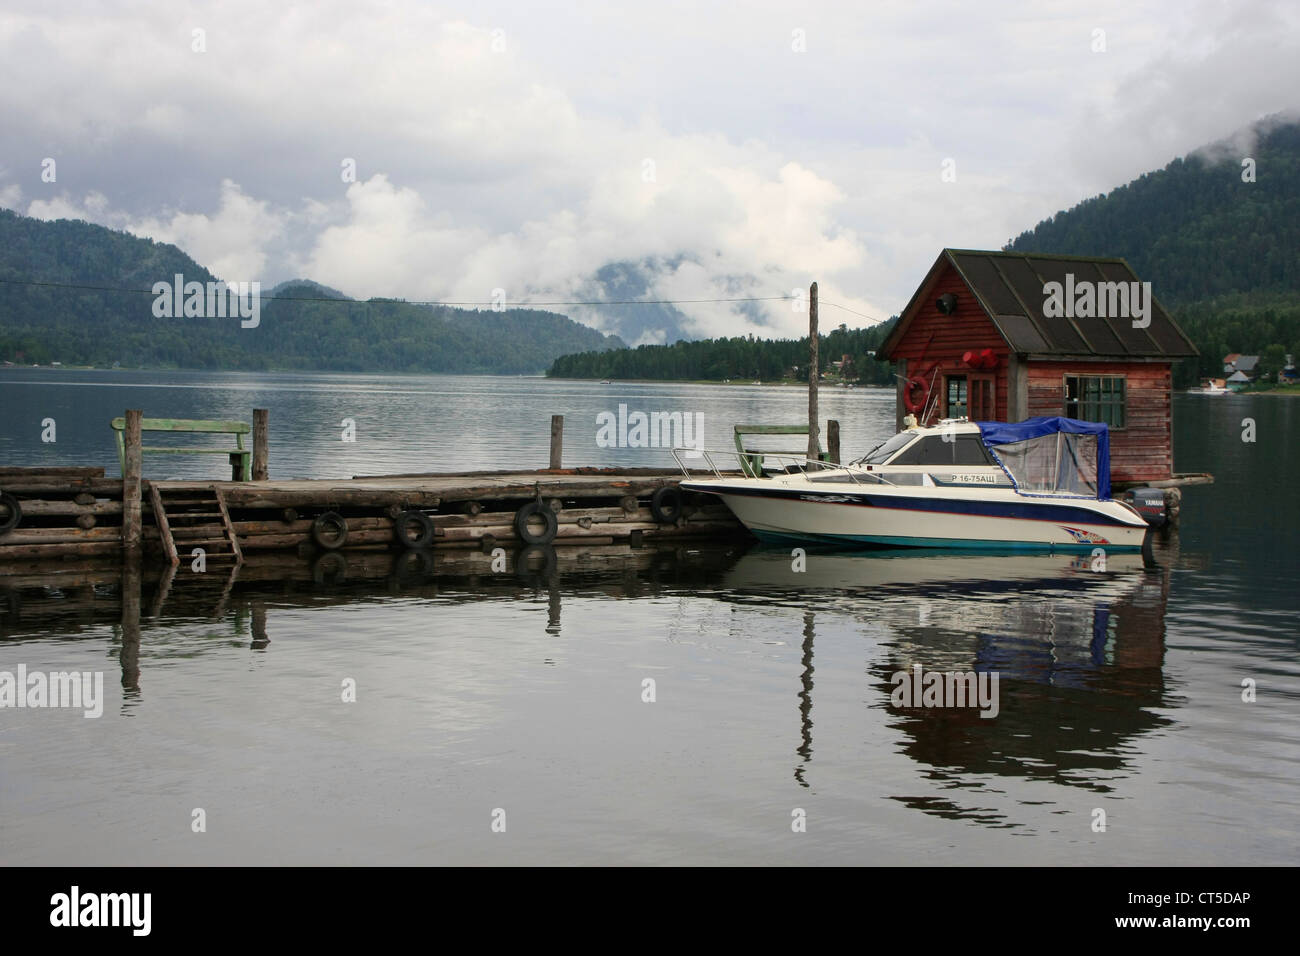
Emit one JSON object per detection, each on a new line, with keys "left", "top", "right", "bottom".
{"left": 1, "top": 535, "right": 1179, "bottom": 818}
{"left": 0, "top": 544, "right": 749, "bottom": 697}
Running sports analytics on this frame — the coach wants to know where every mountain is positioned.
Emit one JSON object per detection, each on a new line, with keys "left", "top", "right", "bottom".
{"left": 0, "top": 209, "right": 623, "bottom": 372}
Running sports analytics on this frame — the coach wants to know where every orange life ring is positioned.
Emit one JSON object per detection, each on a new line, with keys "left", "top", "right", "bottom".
{"left": 903, "top": 363, "right": 936, "bottom": 415}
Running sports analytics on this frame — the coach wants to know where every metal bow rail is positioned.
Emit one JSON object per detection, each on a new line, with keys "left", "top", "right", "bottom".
{"left": 670, "top": 447, "right": 896, "bottom": 486}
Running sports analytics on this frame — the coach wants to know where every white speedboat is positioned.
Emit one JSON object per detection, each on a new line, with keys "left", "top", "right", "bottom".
{"left": 677, "top": 417, "right": 1150, "bottom": 552}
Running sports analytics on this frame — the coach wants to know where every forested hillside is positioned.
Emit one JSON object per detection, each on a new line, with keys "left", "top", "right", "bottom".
{"left": 1006, "top": 117, "right": 1300, "bottom": 384}
{"left": 548, "top": 322, "right": 898, "bottom": 385}
{"left": 1005, "top": 120, "right": 1300, "bottom": 305}
{"left": 0, "top": 210, "right": 622, "bottom": 372}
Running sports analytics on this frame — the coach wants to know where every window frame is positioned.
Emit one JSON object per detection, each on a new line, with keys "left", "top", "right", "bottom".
{"left": 945, "top": 374, "right": 968, "bottom": 419}
{"left": 1063, "top": 373, "right": 1127, "bottom": 430}
{"left": 888, "top": 434, "right": 998, "bottom": 467}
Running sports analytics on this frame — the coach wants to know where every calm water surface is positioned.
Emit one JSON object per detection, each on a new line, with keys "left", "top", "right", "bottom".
{"left": 0, "top": 370, "right": 1297, "bottom": 864}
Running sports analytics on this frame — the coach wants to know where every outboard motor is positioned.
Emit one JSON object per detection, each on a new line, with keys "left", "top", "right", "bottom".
{"left": 1128, "top": 487, "right": 1167, "bottom": 527}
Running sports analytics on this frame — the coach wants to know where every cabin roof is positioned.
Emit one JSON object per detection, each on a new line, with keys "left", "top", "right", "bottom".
{"left": 879, "top": 249, "right": 1199, "bottom": 361}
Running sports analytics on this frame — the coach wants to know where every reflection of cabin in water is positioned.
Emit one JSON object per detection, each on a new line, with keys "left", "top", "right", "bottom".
{"left": 878, "top": 249, "right": 1198, "bottom": 484}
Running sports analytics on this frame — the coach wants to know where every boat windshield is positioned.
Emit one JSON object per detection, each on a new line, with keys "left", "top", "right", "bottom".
{"left": 855, "top": 431, "right": 917, "bottom": 465}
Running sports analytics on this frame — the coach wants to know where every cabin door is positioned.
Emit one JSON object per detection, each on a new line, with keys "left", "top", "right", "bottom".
{"left": 967, "top": 374, "right": 995, "bottom": 420}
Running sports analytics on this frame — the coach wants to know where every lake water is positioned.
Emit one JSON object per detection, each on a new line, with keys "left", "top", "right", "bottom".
{"left": 1, "top": 369, "right": 1297, "bottom": 865}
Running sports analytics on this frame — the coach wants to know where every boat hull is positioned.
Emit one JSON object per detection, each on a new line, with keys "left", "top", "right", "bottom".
{"left": 683, "top": 480, "right": 1148, "bottom": 552}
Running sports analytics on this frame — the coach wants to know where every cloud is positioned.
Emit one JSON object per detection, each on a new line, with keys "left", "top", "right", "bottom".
{"left": 24, "top": 180, "right": 281, "bottom": 281}
{"left": 0, "top": 0, "right": 1295, "bottom": 341}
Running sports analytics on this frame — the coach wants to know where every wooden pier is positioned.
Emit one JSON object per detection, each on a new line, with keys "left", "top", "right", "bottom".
{"left": 0, "top": 409, "right": 746, "bottom": 564}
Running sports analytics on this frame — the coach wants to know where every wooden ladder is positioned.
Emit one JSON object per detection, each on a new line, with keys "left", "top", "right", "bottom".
{"left": 149, "top": 484, "right": 243, "bottom": 566}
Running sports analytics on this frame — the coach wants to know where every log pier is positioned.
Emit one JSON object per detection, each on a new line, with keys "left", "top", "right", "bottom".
{"left": 0, "top": 412, "right": 746, "bottom": 563}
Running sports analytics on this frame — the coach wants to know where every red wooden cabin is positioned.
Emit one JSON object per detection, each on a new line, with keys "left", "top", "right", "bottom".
{"left": 877, "top": 249, "right": 1198, "bottom": 484}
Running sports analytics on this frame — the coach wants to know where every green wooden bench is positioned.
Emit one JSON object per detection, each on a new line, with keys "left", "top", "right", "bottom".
{"left": 733, "top": 424, "right": 828, "bottom": 477}
{"left": 111, "top": 417, "right": 252, "bottom": 481}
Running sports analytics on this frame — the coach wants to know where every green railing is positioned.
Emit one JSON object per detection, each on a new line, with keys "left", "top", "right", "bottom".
{"left": 733, "top": 424, "right": 828, "bottom": 477}
{"left": 111, "top": 417, "right": 252, "bottom": 481}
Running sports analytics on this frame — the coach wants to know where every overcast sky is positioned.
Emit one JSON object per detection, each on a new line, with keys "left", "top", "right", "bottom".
{"left": 1, "top": 0, "right": 1296, "bottom": 342}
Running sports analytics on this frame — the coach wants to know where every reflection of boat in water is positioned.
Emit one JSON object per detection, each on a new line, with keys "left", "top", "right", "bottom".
{"left": 717, "top": 541, "right": 1173, "bottom": 812}
{"left": 720, "top": 544, "right": 1150, "bottom": 594}
{"left": 680, "top": 418, "right": 1150, "bottom": 552}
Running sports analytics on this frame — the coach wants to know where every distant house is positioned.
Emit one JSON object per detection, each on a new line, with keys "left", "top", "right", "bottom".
{"left": 1226, "top": 370, "right": 1252, "bottom": 391}
{"left": 1283, "top": 355, "right": 1298, "bottom": 383}
{"left": 1224, "top": 354, "right": 1260, "bottom": 378}
{"left": 878, "top": 249, "right": 1198, "bottom": 484}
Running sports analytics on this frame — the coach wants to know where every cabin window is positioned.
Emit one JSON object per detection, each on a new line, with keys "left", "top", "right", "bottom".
{"left": 890, "top": 435, "right": 996, "bottom": 466}
{"left": 946, "top": 376, "right": 967, "bottom": 418}
{"left": 1064, "top": 375, "right": 1127, "bottom": 428}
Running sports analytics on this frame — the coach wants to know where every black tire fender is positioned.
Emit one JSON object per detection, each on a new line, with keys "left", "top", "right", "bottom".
{"left": 515, "top": 501, "right": 558, "bottom": 545}
{"left": 393, "top": 510, "right": 435, "bottom": 549}
{"left": 0, "top": 492, "right": 21, "bottom": 536}
{"left": 650, "top": 486, "right": 683, "bottom": 524}
{"left": 311, "top": 511, "right": 349, "bottom": 550}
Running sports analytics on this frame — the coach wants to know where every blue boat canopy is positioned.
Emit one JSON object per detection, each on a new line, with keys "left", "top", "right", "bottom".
{"left": 975, "top": 417, "right": 1111, "bottom": 499}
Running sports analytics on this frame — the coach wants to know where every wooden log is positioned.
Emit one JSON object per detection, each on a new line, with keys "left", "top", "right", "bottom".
{"left": 240, "top": 528, "right": 397, "bottom": 550}
{"left": 17, "top": 499, "right": 123, "bottom": 516}
{"left": 123, "top": 410, "right": 142, "bottom": 557}
{"left": 0, "top": 478, "right": 126, "bottom": 495}
{"left": 0, "top": 466, "right": 105, "bottom": 478}
{"left": 350, "top": 467, "right": 684, "bottom": 480}
{"left": 0, "top": 541, "right": 123, "bottom": 560}
{"left": 550, "top": 414, "right": 563, "bottom": 469}
{"left": 214, "top": 489, "right": 444, "bottom": 509}
{"left": 252, "top": 408, "right": 269, "bottom": 481}
{"left": 232, "top": 515, "right": 393, "bottom": 536}
{"left": 149, "top": 484, "right": 179, "bottom": 567}
{"left": 1, "top": 527, "right": 127, "bottom": 544}
{"left": 433, "top": 518, "right": 739, "bottom": 543}
{"left": 428, "top": 505, "right": 734, "bottom": 529}
{"left": 828, "top": 419, "right": 840, "bottom": 465}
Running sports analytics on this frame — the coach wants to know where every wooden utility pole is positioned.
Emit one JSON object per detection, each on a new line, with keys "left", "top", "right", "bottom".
{"left": 122, "top": 409, "right": 143, "bottom": 558}
{"left": 806, "top": 282, "right": 820, "bottom": 462}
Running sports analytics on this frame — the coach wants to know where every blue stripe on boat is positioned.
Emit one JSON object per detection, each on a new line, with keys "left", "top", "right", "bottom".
{"left": 680, "top": 482, "right": 1137, "bottom": 528}
{"left": 748, "top": 528, "right": 1141, "bottom": 552}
